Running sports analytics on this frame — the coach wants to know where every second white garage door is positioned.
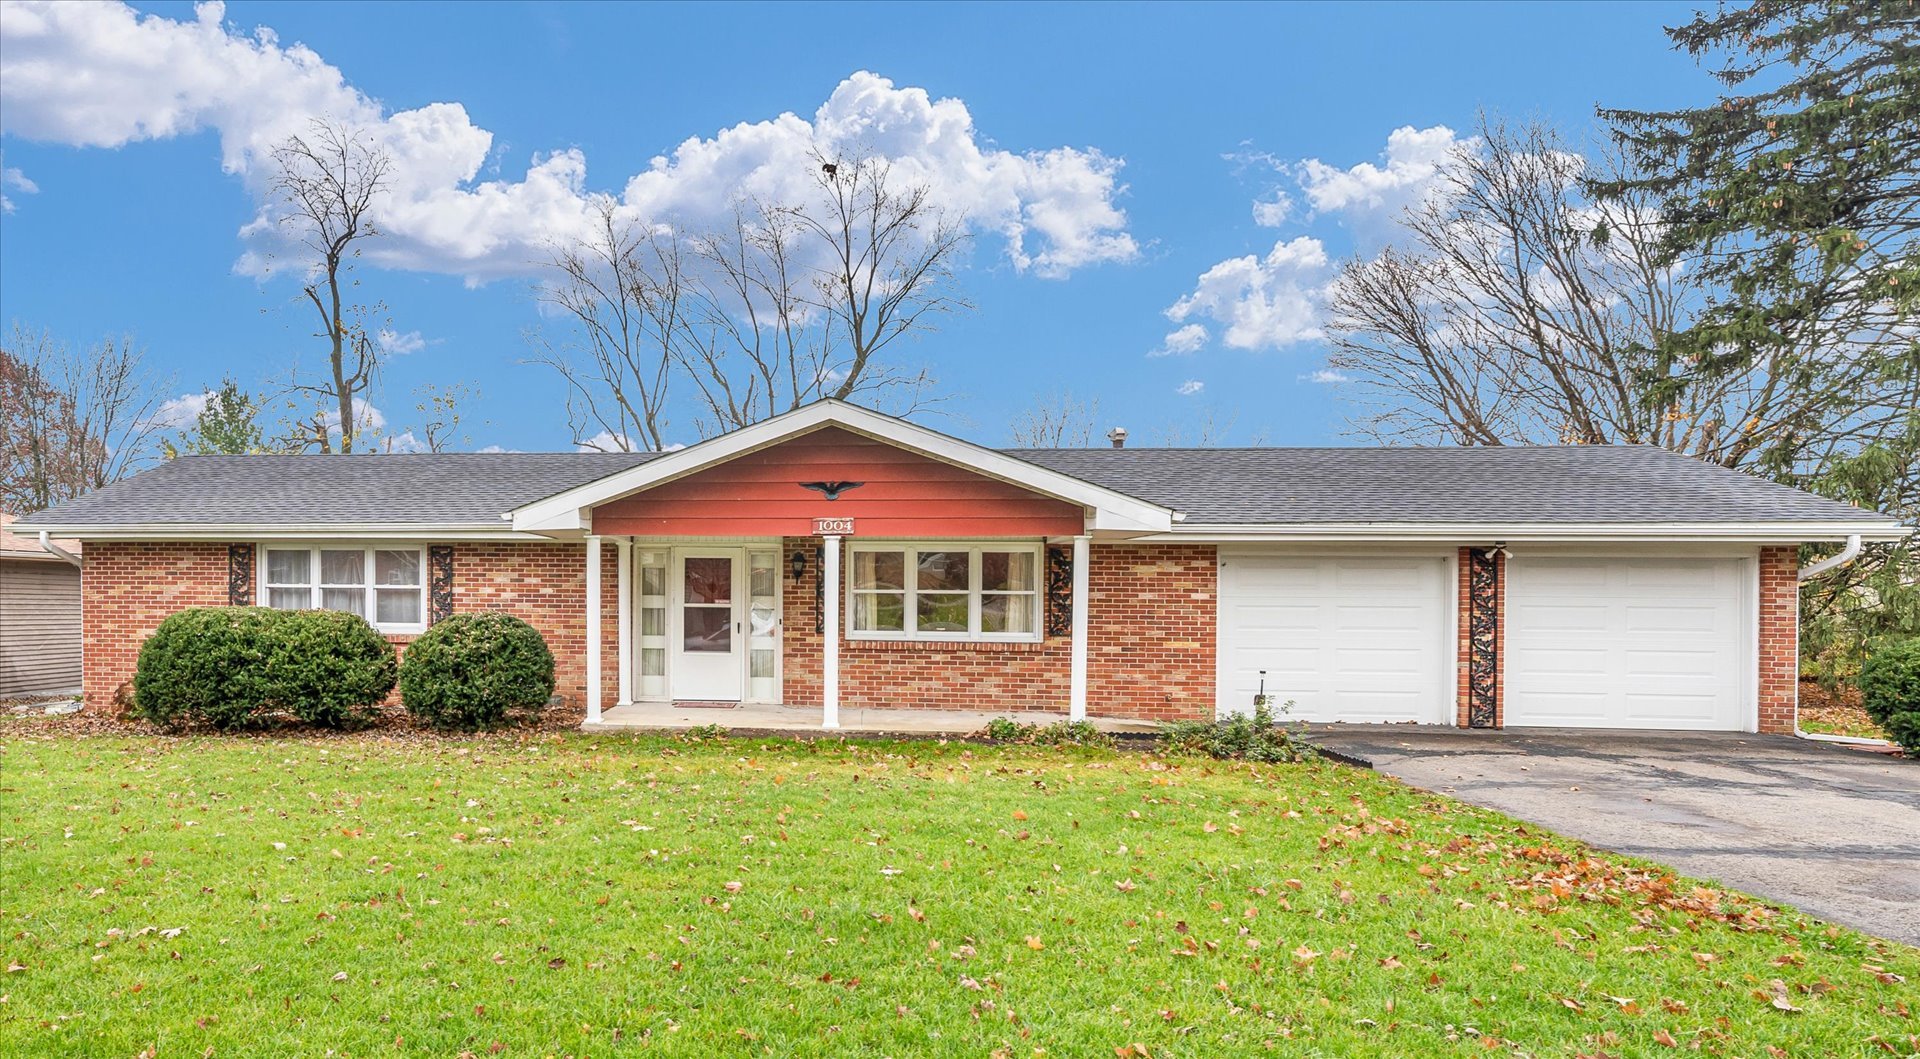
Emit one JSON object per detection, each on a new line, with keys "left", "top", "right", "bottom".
{"left": 1217, "top": 553, "right": 1450, "bottom": 723}
{"left": 1505, "top": 557, "right": 1750, "bottom": 731}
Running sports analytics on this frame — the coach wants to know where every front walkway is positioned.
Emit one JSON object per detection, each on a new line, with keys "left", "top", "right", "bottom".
{"left": 587, "top": 702, "right": 1162, "bottom": 737}
{"left": 1302, "top": 725, "right": 1920, "bottom": 945}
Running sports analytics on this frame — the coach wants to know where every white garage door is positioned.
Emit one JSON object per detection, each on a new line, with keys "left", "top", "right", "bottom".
{"left": 1217, "top": 553, "right": 1450, "bottom": 722}
{"left": 1506, "top": 557, "right": 1749, "bottom": 731}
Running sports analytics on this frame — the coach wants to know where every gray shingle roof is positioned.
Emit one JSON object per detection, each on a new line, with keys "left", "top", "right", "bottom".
{"left": 12, "top": 452, "right": 659, "bottom": 528}
{"left": 11, "top": 443, "right": 1897, "bottom": 531}
{"left": 1011, "top": 445, "right": 1897, "bottom": 525}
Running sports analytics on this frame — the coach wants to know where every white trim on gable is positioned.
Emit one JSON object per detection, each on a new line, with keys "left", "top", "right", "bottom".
{"left": 506, "top": 400, "right": 1179, "bottom": 536}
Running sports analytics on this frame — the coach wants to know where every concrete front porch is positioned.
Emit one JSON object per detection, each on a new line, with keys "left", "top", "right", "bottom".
{"left": 585, "top": 701, "right": 1161, "bottom": 737}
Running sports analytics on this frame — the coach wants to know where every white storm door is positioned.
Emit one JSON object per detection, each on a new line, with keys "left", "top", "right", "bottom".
{"left": 671, "top": 549, "right": 744, "bottom": 701}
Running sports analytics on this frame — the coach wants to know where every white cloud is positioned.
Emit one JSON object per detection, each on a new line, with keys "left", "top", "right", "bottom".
{"left": 1159, "top": 124, "right": 1465, "bottom": 355}
{"left": 1297, "top": 124, "right": 1460, "bottom": 220}
{"left": 1, "top": 161, "right": 37, "bottom": 212}
{"left": 1150, "top": 323, "right": 1208, "bottom": 358}
{"left": 1176, "top": 380, "right": 1204, "bottom": 396}
{"left": 0, "top": 3, "right": 1136, "bottom": 282}
{"left": 1250, "top": 192, "right": 1291, "bottom": 227}
{"left": 377, "top": 328, "right": 427, "bottom": 355}
{"left": 474, "top": 444, "right": 519, "bottom": 454}
{"left": 575, "top": 429, "right": 635, "bottom": 453}
{"left": 149, "top": 389, "right": 213, "bottom": 430}
{"left": 1299, "top": 368, "right": 1352, "bottom": 384}
{"left": 1165, "top": 235, "right": 1331, "bottom": 351}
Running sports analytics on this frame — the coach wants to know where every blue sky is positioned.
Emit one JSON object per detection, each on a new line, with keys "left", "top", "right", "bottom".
{"left": 0, "top": 0, "right": 1715, "bottom": 452}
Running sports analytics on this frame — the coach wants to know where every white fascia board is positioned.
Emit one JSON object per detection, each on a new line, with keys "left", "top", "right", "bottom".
{"left": 22, "top": 523, "right": 548, "bottom": 542}
{"left": 1151, "top": 521, "right": 1911, "bottom": 544}
{"left": 508, "top": 399, "right": 1176, "bottom": 534}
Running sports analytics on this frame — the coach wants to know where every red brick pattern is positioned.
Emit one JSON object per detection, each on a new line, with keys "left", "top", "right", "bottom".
{"left": 80, "top": 540, "right": 621, "bottom": 711}
{"left": 447, "top": 542, "right": 619, "bottom": 709}
{"left": 81, "top": 541, "right": 228, "bottom": 707}
{"left": 1757, "top": 545, "right": 1799, "bottom": 734}
{"left": 779, "top": 537, "right": 1216, "bottom": 721}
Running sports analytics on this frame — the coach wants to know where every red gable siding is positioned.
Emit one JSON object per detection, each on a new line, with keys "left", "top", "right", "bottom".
{"left": 590, "top": 427, "right": 1085, "bottom": 538}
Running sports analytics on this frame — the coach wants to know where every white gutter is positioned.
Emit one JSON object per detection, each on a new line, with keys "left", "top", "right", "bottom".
{"left": 37, "top": 531, "right": 82, "bottom": 568}
{"left": 1797, "top": 533, "right": 1862, "bottom": 582}
{"left": 1148, "top": 521, "right": 1908, "bottom": 544}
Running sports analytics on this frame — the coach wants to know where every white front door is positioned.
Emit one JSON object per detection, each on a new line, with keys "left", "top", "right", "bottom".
{"left": 1505, "top": 556, "right": 1748, "bottom": 731}
{"left": 671, "top": 549, "right": 744, "bottom": 701}
{"left": 1216, "top": 551, "right": 1450, "bottom": 723}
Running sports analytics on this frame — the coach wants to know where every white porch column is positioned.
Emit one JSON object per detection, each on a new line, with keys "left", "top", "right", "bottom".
{"left": 616, "top": 538, "right": 633, "bottom": 706}
{"left": 585, "top": 534, "right": 603, "bottom": 725}
{"left": 1069, "top": 534, "right": 1092, "bottom": 722}
{"left": 822, "top": 535, "right": 842, "bottom": 729}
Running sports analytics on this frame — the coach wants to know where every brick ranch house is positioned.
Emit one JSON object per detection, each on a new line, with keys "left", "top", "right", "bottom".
{"left": 14, "top": 401, "right": 1909, "bottom": 733}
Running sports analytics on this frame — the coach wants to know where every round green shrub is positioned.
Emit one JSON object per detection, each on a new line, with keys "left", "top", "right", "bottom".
{"left": 1858, "top": 638, "right": 1920, "bottom": 754}
{"left": 264, "top": 609, "right": 398, "bottom": 728}
{"left": 133, "top": 608, "right": 276, "bottom": 730}
{"left": 399, "top": 612, "right": 555, "bottom": 731}
{"left": 132, "top": 607, "right": 396, "bottom": 730}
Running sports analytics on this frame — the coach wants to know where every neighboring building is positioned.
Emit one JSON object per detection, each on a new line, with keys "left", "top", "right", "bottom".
{"left": 0, "top": 512, "right": 83, "bottom": 697}
{"left": 12, "top": 401, "right": 1909, "bottom": 732}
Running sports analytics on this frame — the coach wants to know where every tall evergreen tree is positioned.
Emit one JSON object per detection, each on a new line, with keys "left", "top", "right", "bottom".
{"left": 1598, "top": 0, "right": 1920, "bottom": 678}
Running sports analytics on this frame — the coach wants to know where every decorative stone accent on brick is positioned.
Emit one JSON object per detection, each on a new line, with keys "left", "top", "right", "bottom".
{"left": 1044, "top": 545, "right": 1073, "bottom": 638}
{"left": 427, "top": 545, "right": 454, "bottom": 625}
{"left": 226, "top": 543, "right": 254, "bottom": 606}
{"left": 1757, "top": 545, "right": 1800, "bottom": 735}
{"left": 1455, "top": 547, "right": 1504, "bottom": 728}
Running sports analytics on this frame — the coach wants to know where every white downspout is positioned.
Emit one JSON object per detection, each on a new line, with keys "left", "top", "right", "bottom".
{"left": 1791, "top": 533, "right": 1896, "bottom": 746}
{"left": 1797, "top": 534, "right": 1862, "bottom": 582}
{"left": 38, "top": 531, "right": 82, "bottom": 568}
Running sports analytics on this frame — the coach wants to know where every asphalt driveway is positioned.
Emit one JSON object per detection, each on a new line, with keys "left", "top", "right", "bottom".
{"left": 1302, "top": 726, "right": 1920, "bottom": 946}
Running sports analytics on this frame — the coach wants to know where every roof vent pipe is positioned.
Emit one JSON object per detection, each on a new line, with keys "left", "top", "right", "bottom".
{"left": 1106, "top": 427, "right": 1128, "bottom": 449}
{"left": 1798, "top": 534, "right": 1862, "bottom": 582}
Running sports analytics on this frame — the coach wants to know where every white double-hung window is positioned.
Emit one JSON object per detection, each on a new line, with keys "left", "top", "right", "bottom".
{"left": 261, "top": 545, "right": 428, "bottom": 632}
{"left": 848, "top": 542, "right": 1042, "bottom": 642}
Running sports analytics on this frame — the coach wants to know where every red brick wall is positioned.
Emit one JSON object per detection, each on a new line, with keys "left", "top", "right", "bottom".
{"left": 778, "top": 537, "right": 1215, "bottom": 721}
{"left": 1454, "top": 547, "right": 1504, "bottom": 728}
{"left": 79, "top": 540, "right": 621, "bottom": 711}
{"left": 1757, "top": 545, "right": 1799, "bottom": 735}
{"left": 1086, "top": 544, "right": 1216, "bottom": 722}
{"left": 81, "top": 542, "right": 229, "bottom": 707}
{"left": 446, "top": 541, "right": 618, "bottom": 709}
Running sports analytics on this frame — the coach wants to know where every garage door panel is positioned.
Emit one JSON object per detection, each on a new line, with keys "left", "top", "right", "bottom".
{"left": 1508, "top": 557, "right": 1747, "bottom": 731}
{"left": 1219, "top": 554, "right": 1447, "bottom": 722}
{"left": 1514, "top": 603, "right": 1609, "bottom": 632}
{"left": 1623, "top": 604, "right": 1725, "bottom": 634}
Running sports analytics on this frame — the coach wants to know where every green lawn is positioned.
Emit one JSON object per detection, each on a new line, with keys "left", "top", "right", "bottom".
{"left": 1, "top": 731, "right": 1914, "bottom": 1057}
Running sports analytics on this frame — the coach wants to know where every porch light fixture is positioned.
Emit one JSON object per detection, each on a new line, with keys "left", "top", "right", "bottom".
{"left": 790, "top": 551, "right": 808, "bottom": 582}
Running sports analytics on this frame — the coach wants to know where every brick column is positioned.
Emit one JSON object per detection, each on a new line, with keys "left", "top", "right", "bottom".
{"left": 1756, "top": 546, "right": 1800, "bottom": 735}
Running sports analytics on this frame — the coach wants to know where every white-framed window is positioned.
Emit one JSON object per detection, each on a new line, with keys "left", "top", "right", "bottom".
{"left": 847, "top": 542, "right": 1042, "bottom": 642}
{"left": 260, "top": 544, "right": 428, "bottom": 633}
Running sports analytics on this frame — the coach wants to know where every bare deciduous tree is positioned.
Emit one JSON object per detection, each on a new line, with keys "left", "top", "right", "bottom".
{"left": 268, "top": 121, "right": 393, "bottom": 454}
{"left": 401, "top": 381, "right": 480, "bottom": 453}
{"left": 1007, "top": 391, "right": 1100, "bottom": 447}
{"left": 1328, "top": 116, "right": 1918, "bottom": 478}
{"left": 536, "top": 151, "right": 966, "bottom": 448}
{"left": 0, "top": 325, "right": 166, "bottom": 513}
{"left": 531, "top": 198, "right": 682, "bottom": 452}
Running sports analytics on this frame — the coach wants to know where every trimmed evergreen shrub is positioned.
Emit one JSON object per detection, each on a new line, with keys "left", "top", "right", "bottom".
{"left": 264, "top": 609, "right": 399, "bottom": 728}
{"left": 398, "top": 612, "right": 555, "bottom": 731}
{"left": 133, "top": 608, "right": 276, "bottom": 730}
{"left": 132, "top": 607, "right": 396, "bottom": 730}
{"left": 1859, "top": 638, "right": 1920, "bottom": 754}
